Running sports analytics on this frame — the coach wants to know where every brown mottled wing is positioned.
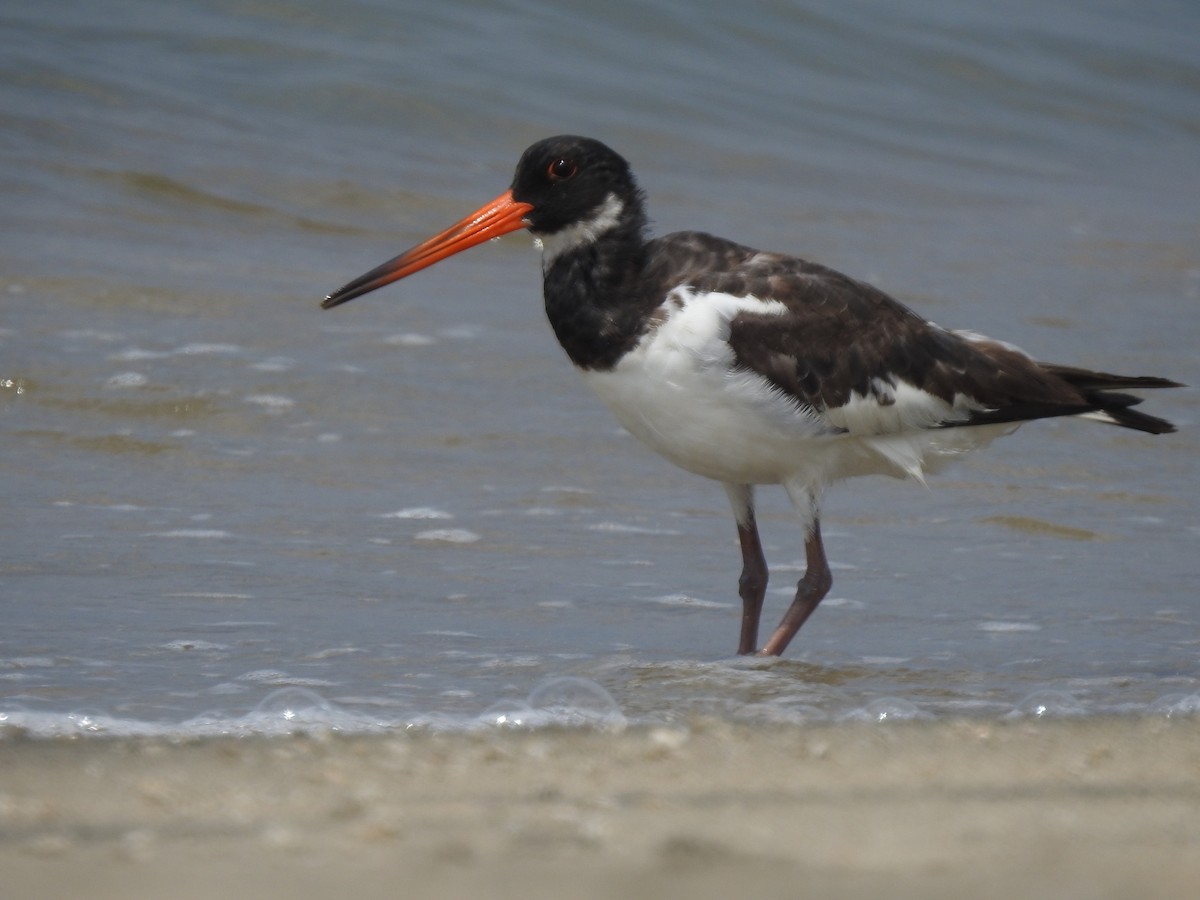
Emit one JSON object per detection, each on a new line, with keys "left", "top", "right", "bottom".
{"left": 647, "top": 232, "right": 1178, "bottom": 434}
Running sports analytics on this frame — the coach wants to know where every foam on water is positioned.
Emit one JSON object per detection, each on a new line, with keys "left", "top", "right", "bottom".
{"left": 1007, "top": 690, "right": 1089, "bottom": 719}
{"left": 381, "top": 507, "right": 455, "bottom": 520}
{"left": 414, "top": 529, "right": 481, "bottom": 544}
{"left": 3, "top": 676, "right": 1198, "bottom": 741}
{"left": 0, "top": 678, "right": 626, "bottom": 739}
{"left": 837, "top": 697, "right": 934, "bottom": 724}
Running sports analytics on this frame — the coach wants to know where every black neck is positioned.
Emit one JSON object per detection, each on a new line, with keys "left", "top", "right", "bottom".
{"left": 541, "top": 212, "right": 659, "bottom": 371}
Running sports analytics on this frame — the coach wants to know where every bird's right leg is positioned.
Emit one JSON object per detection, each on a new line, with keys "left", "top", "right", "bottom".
{"left": 758, "top": 482, "right": 832, "bottom": 657}
{"left": 725, "top": 483, "right": 768, "bottom": 655}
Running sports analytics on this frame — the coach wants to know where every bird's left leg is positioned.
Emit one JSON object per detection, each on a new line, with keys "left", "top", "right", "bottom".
{"left": 724, "top": 483, "right": 768, "bottom": 656}
{"left": 759, "top": 483, "right": 832, "bottom": 657}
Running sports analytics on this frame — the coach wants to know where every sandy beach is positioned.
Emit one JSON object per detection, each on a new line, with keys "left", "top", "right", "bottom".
{"left": 2, "top": 716, "right": 1198, "bottom": 899}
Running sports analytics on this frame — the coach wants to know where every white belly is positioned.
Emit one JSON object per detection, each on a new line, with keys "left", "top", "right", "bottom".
{"left": 581, "top": 355, "right": 833, "bottom": 485}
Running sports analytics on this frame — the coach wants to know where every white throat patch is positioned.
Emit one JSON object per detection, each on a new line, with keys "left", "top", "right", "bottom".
{"left": 535, "top": 193, "right": 625, "bottom": 267}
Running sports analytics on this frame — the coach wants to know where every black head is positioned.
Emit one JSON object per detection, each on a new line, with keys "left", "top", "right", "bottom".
{"left": 322, "top": 135, "right": 643, "bottom": 309}
{"left": 510, "top": 135, "right": 642, "bottom": 237}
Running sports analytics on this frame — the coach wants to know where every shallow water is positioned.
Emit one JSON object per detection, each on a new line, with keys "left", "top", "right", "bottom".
{"left": 3, "top": 0, "right": 1198, "bottom": 737}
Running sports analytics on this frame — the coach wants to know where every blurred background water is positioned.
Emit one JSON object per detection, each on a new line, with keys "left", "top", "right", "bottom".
{"left": 2, "top": 0, "right": 1198, "bottom": 736}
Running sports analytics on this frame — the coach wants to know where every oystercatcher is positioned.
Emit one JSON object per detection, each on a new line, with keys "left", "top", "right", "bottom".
{"left": 323, "top": 135, "right": 1180, "bottom": 657}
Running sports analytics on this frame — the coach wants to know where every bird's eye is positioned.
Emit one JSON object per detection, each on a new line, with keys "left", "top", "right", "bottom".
{"left": 547, "top": 158, "right": 577, "bottom": 181}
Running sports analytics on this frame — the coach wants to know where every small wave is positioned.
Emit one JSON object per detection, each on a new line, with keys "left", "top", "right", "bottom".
{"left": 243, "top": 393, "right": 295, "bottom": 412}
{"left": 415, "top": 528, "right": 480, "bottom": 544}
{"left": 105, "top": 371, "right": 149, "bottom": 389}
{"left": 647, "top": 594, "right": 731, "bottom": 609}
{"left": 381, "top": 507, "right": 453, "bottom": 520}
{"left": 144, "top": 529, "right": 233, "bottom": 539}
{"left": 0, "top": 677, "right": 625, "bottom": 739}
{"left": 587, "top": 522, "right": 682, "bottom": 535}
{"left": 1006, "top": 690, "right": 1087, "bottom": 719}
{"left": 978, "top": 621, "right": 1042, "bottom": 633}
{"left": 838, "top": 697, "right": 933, "bottom": 723}
{"left": 3, "top": 681, "right": 1197, "bottom": 742}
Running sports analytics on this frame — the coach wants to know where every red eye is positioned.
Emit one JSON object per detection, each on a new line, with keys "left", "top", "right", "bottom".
{"left": 547, "top": 158, "right": 577, "bottom": 181}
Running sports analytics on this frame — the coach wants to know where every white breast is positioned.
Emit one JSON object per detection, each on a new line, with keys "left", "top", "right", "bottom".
{"left": 579, "top": 289, "right": 833, "bottom": 484}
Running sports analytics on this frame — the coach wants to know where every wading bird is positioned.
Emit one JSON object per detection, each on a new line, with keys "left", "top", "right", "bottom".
{"left": 324, "top": 135, "right": 1179, "bottom": 656}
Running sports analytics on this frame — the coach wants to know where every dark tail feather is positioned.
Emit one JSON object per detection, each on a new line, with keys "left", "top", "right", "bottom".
{"left": 1038, "top": 364, "right": 1184, "bottom": 393}
{"left": 955, "top": 364, "right": 1182, "bottom": 434}
{"left": 1080, "top": 390, "right": 1178, "bottom": 435}
{"left": 1096, "top": 406, "right": 1176, "bottom": 434}
{"left": 1039, "top": 364, "right": 1183, "bottom": 435}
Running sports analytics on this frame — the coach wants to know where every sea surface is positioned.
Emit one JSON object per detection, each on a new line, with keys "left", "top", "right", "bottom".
{"left": 3, "top": 0, "right": 1198, "bottom": 737}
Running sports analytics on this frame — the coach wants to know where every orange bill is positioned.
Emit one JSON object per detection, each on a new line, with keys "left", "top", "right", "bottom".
{"left": 323, "top": 190, "right": 534, "bottom": 309}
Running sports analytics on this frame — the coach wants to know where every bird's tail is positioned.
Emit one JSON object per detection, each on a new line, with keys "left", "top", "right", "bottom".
{"left": 1038, "top": 364, "right": 1183, "bottom": 435}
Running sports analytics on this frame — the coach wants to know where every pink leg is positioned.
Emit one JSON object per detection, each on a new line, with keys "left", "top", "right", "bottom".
{"left": 725, "top": 484, "right": 768, "bottom": 655}
{"left": 759, "top": 519, "right": 832, "bottom": 657}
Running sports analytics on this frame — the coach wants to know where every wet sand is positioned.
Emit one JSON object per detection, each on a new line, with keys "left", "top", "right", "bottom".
{"left": 2, "top": 717, "right": 1198, "bottom": 899}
